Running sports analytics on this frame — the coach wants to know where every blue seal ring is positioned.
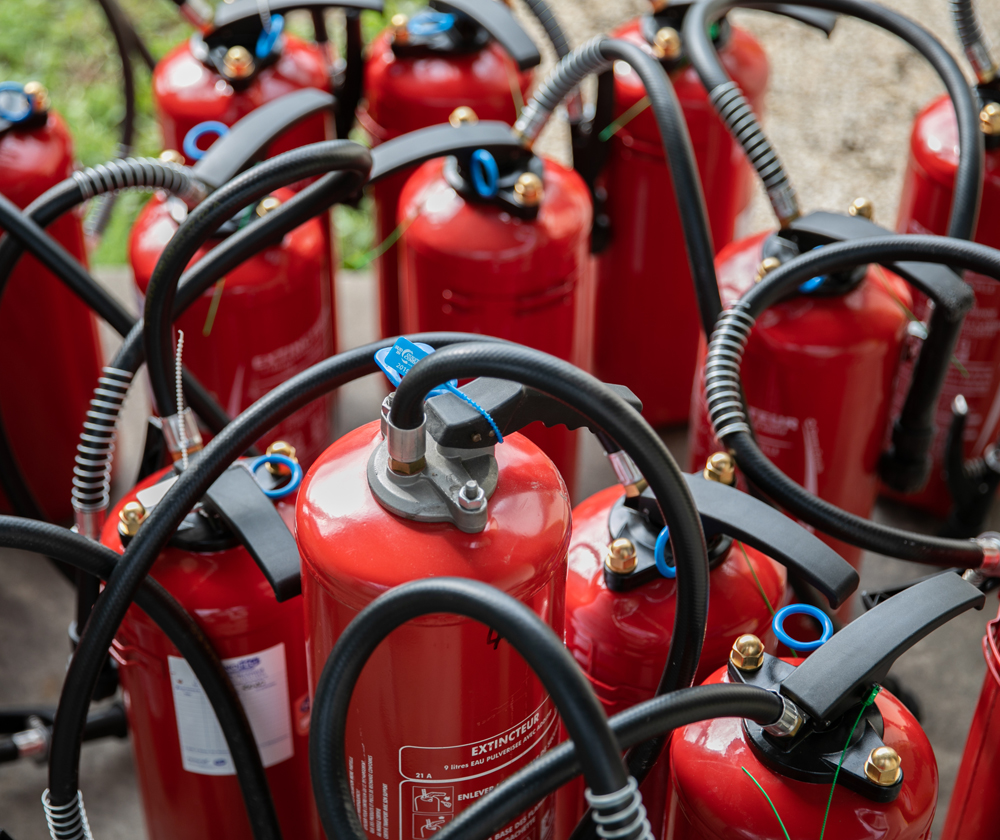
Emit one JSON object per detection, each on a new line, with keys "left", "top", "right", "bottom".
{"left": 0, "top": 83, "right": 33, "bottom": 124}
{"left": 183, "top": 121, "right": 230, "bottom": 161}
{"left": 407, "top": 11, "right": 455, "bottom": 35}
{"left": 772, "top": 603, "right": 834, "bottom": 652}
{"left": 654, "top": 526, "right": 676, "bottom": 579}
{"left": 250, "top": 453, "right": 303, "bottom": 499}
{"left": 256, "top": 13, "right": 285, "bottom": 59}
{"left": 470, "top": 149, "right": 499, "bottom": 198}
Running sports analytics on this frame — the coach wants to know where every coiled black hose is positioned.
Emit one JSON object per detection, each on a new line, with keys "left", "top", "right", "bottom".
{"left": 143, "top": 140, "right": 373, "bottom": 415}
{"left": 0, "top": 517, "right": 280, "bottom": 840}
{"left": 684, "top": 0, "right": 984, "bottom": 240}
{"left": 431, "top": 683, "right": 783, "bottom": 840}
{"left": 521, "top": 0, "right": 571, "bottom": 58}
{"left": 45, "top": 333, "right": 503, "bottom": 811}
{"left": 705, "top": 235, "right": 1000, "bottom": 567}
{"left": 387, "top": 342, "right": 709, "bottom": 802}
{"left": 309, "top": 578, "right": 636, "bottom": 840}
{"left": 950, "top": 0, "right": 998, "bottom": 84}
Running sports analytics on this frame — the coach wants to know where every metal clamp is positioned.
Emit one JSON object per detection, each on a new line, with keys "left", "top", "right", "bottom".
{"left": 763, "top": 694, "right": 805, "bottom": 738}
{"left": 386, "top": 416, "right": 427, "bottom": 475}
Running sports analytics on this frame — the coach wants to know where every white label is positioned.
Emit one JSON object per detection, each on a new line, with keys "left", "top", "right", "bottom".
{"left": 168, "top": 643, "right": 294, "bottom": 775}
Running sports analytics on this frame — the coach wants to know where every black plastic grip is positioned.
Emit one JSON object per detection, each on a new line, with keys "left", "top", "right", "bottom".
{"left": 781, "top": 572, "right": 984, "bottom": 722}
{"left": 368, "top": 121, "right": 524, "bottom": 183}
{"left": 202, "top": 464, "right": 302, "bottom": 602}
{"left": 681, "top": 474, "right": 858, "bottom": 607}
{"left": 212, "top": 0, "right": 384, "bottom": 32}
{"left": 192, "top": 88, "right": 335, "bottom": 190}
{"left": 432, "top": 0, "right": 541, "bottom": 69}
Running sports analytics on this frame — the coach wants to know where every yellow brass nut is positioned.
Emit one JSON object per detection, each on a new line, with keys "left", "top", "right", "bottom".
{"left": 265, "top": 440, "right": 298, "bottom": 475}
{"left": 449, "top": 106, "right": 479, "bottom": 127}
{"left": 159, "top": 149, "right": 186, "bottom": 166}
{"left": 605, "top": 538, "right": 638, "bottom": 574}
{"left": 388, "top": 456, "right": 426, "bottom": 475}
{"left": 864, "top": 746, "right": 902, "bottom": 786}
{"left": 391, "top": 14, "right": 410, "bottom": 45}
{"left": 980, "top": 102, "right": 1000, "bottom": 136}
{"left": 754, "top": 256, "right": 782, "bottom": 284}
{"left": 257, "top": 196, "right": 282, "bottom": 217}
{"left": 23, "top": 81, "right": 49, "bottom": 113}
{"left": 119, "top": 501, "right": 148, "bottom": 537}
{"left": 848, "top": 196, "right": 875, "bottom": 221}
{"left": 652, "top": 27, "right": 682, "bottom": 61}
{"left": 223, "top": 46, "right": 255, "bottom": 79}
{"left": 513, "top": 172, "right": 544, "bottom": 207}
{"left": 704, "top": 452, "right": 736, "bottom": 486}
{"left": 730, "top": 634, "right": 764, "bottom": 671}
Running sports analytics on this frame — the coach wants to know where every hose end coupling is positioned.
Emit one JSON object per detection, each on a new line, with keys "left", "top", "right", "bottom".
{"left": 387, "top": 417, "right": 427, "bottom": 475}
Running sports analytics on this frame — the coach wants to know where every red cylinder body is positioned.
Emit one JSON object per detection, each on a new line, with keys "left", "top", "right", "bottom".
{"left": 0, "top": 110, "right": 103, "bottom": 522}
{"left": 940, "top": 599, "right": 1000, "bottom": 840}
{"left": 555, "top": 485, "right": 789, "bottom": 838}
{"left": 129, "top": 189, "right": 336, "bottom": 467}
{"left": 687, "top": 232, "right": 912, "bottom": 570}
{"left": 396, "top": 157, "right": 593, "bottom": 491}
{"left": 103, "top": 469, "right": 320, "bottom": 840}
{"left": 593, "top": 21, "right": 768, "bottom": 428}
{"left": 359, "top": 27, "right": 533, "bottom": 339}
{"left": 664, "top": 662, "right": 938, "bottom": 840}
{"left": 892, "top": 94, "right": 1000, "bottom": 515}
{"left": 153, "top": 34, "right": 330, "bottom": 163}
{"left": 297, "top": 422, "right": 570, "bottom": 840}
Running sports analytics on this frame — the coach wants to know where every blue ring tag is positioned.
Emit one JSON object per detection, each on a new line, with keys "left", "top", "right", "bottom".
{"left": 375, "top": 338, "right": 504, "bottom": 443}
{"left": 0, "top": 83, "right": 33, "bottom": 124}
{"left": 183, "top": 121, "right": 230, "bottom": 161}
{"left": 407, "top": 11, "right": 455, "bottom": 35}
{"left": 772, "top": 603, "right": 834, "bottom": 652}
{"left": 250, "top": 453, "right": 303, "bottom": 499}
{"left": 256, "top": 13, "right": 285, "bottom": 59}
{"left": 470, "top": 149, "right": 499, "bottom": 198}
{"left": 654, "top": 526, "right": 676, "bottom": 579}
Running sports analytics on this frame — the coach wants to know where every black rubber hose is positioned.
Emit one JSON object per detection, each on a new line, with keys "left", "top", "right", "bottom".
{"left": 336, "top": 11, "right": 364, "bottom": 140}
{"left": 950, "top": 0, "right": 998, "bottom": 84}
{"left": 521, "top": 0, "right": 571, "bottom": 58}
{"left": 143, "top": 140, "right": 373, "bottom": 414}
{"left": 310, "top": 578, "right": 630, "bottom": 840}
{"left": 0, "top": 517, "right": 280, "bottom": 840}
{"left": 599, "top": 39, "right": 721, "bottom": 336}
{"left": 46, "top": 332, "right": 505, "bottom": 811}
{"left": 707, "top": 234, "right": 1000, "bottom": 566}
{"left": 684, "top": 0, "right": 983, "bottom": 241}
{"left": 434, "top": 684, "right": 783, "bottom": 840}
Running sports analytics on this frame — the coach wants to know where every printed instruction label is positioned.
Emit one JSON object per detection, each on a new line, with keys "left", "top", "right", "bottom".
{"left": 168, "top": 643, "right": 294, "bottom": 775}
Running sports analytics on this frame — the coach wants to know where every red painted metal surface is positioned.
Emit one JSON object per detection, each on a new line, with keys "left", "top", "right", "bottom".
{"left": 359, "top": 28, "right": 533, "bottom": 339}
{"left": 940, "top": 597, "right": 1000, "bottom": 840}
{"left": 892, "top": 93, "right": 1000, "bottom": 515}
{"left": 129, "top": 187, "right": 336, "bottom": 467}
{"left": 396, "top": 156, "right": 593, "bottom": 490}
{"left": 0, "top": 110, "right": 102, "bottom": 522}
{"left": 153, "top": 35, "right": 330, "bottom": 163}
{"left": 103, "top": 468, "right": 320, "bottom": 840}
{"left": 665, "top": 662, "right": 938, "bottom": 840}
{"left": 687, "top": 232, "right": 912, "bottom": 570}
{"left": 592, "top": 21, "right": 768, "bottom": 428}
{"left": 555, "top": 484, "right": 789, "bottom": 838}
{"left": 298, "top": 421, "right": 570, "bottom": 840}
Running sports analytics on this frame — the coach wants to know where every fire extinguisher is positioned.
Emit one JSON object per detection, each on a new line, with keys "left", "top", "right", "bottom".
{"left": 585, "top": 3, "right": 838, "bottom": 429}
{"left": 665, "top": 571, "right": 984, "bottom": 839}
{"left": 154, "top": 0, "right": 380, "bottom": 163}
{"left": 101, "top": 449, "right": 319, "bottom": 840}
{"left": 682, "top": 0, "right": 983, "bottom": 570}
{"left": 361, "top": 0, "right": 546, "bottom": 340}
{"left": 130, "top": 89, "right": 341, "bottom": 468}
{"left": 0, "top": 81, "right": 103, "bottom": 523}
{"left": 557, "top": 447, "right": 858, "bottom": 838}
{"left": 891, "top": 0, "right": 1000, "bottom": 523}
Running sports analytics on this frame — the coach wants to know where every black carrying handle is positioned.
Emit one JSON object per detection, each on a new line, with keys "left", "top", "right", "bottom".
{"left": 423, "top": 377, "right": 642, "bottom": 447}
{"left": 431, "top": 0, "right": 541, "bottom": 70}
{"left": 781, "top": 572, "right": 984, "bottom": 722}
{"left": 211, "top": 0, "right": 383, "bottom": 33}
{"left": 201, "top": 464, "right": 302, "bottom": 602}
{"left": 782, "top": 211, "right": 975, "bottom": 494}
{"left": 681, "top": 474, "right": 858, "bottom": 607}
{"left": 368, "top": 121, "right": 524, "bottom": 183}
{"left": 192, "top": 88, "right": 336, "bottom": 190}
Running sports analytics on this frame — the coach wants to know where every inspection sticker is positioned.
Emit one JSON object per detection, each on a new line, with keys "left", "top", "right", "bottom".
{"left": 168, "top": 642, "right": 293, "bottom": 775}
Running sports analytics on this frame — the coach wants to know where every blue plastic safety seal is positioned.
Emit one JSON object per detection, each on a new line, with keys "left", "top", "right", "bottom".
{"left": 654, "top": 526, "right": 676, "bottom": 579}
{"left": 470, "top": 149, "right": 499, "bottom": 198}
{"left": 0, "top": 82, "right": 33, "bottom": 124}
{"left": 250, "top": 453, "right": 303, "bottom": 499}
{"left": 375, "top": 338, "right": 504, "bottom": 442}
{"left": 255, "top": 13, "right": 285, "bottom": 59}
{"left": 772, "top": 603, "right": 834, "bottom": 652}
{"left": 408, "top": 10, "right": 455, "bottom": 35}
{"left": 183, "top": 121, "right": 230, "bottom": 161}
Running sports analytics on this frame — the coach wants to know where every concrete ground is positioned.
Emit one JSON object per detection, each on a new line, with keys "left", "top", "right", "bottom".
{"left": 3, "top": 0, "right": 1000, "bottom": 836}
